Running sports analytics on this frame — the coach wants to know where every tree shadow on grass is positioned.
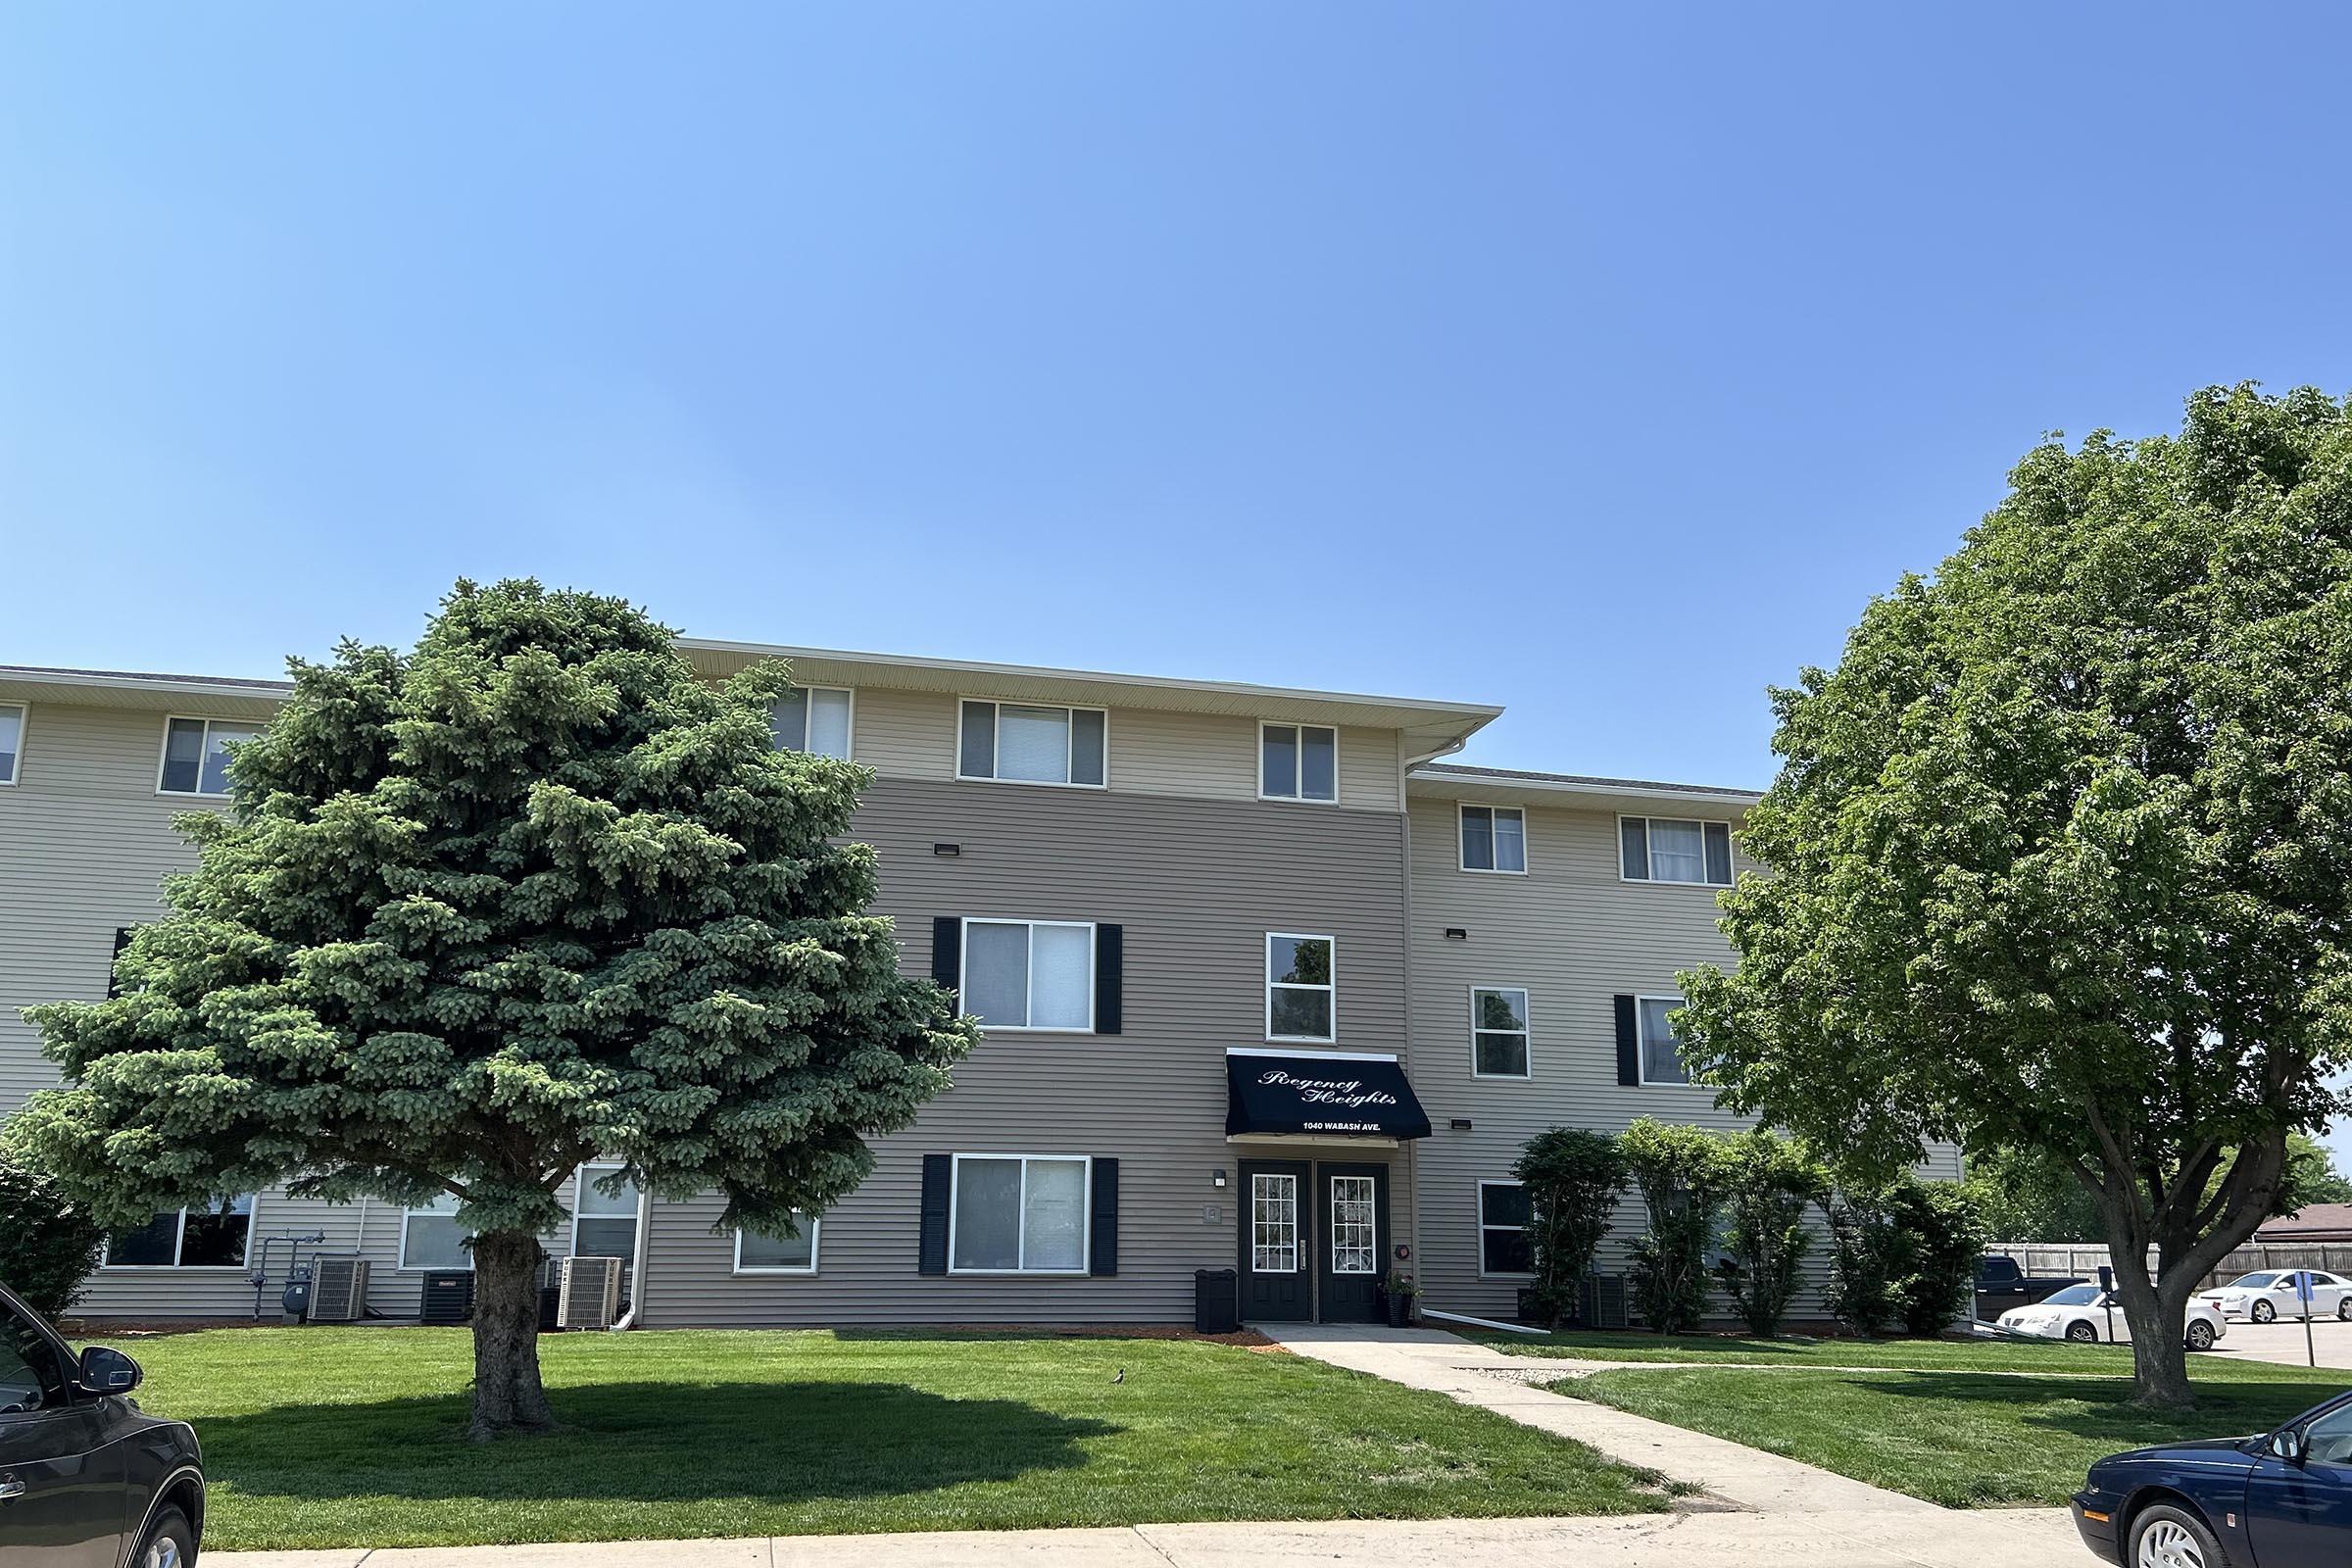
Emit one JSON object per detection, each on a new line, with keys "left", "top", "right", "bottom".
{"left": 1825, "top": 1369, "right": 2347, "bottom": 1446}
{"left": 196, "top": 1380, "right": 1119, "bottom": 1505}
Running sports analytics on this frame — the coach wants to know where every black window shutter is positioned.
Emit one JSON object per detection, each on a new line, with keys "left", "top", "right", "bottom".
{"left": 1620, "top": 818, "right": 1650, "bottom": 880}
{"left": 1094, "top": 924, "right": 1123, "bottom": 1035}
{"left": 1703, "top": 821, "right": 1734, "bottom": 885}
{"left": 1089, "top": 1157, "right": 1118, "bottom": 1276}
{"left": 931, "top": 917, "right": 961, "bottom": 995}
{"left": 1614, "top": 995, "right": 1641, "bottom": 1086}
{"left": 918, "top": 1154, "right": 951, "bottom": 1276}
{"left": 107, "top": 926, "right": 135, "bottom": 999}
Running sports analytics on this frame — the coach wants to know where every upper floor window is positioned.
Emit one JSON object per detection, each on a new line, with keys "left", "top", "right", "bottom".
{"left": 401, "top": 1191, "right": 473, "bottom": 1270}
{"left": 962, "top": 918, "right": 1095, "bottom": 1032}
{"left": 1260, "top": 723, "right": 1337, "bottom": 803}
{"left": 1266, "top": 933, "right": 1335, "bottom": 1042}
{"left": 769, "top": 687, "right": 853, "bottom": 760}
{"left": 1471, "top": 987, "right": 1531, "bottom": 1078}
{"left": 950, "top": 1153, "right": 1090, "bottom": 1274}
{"left": 958, "top": 700, "right": 1105, "bottom": 788}
{"left": 1621, "top": 816, "right": 1733, "bottom": 886}
{"left": 571, "top": 1163, "right": 643, "bottom": 1260}
{"left": 735, "top": 1211, "right": 820, "bottom": 1274}
{"left": 0, "top": 703, "right": 24, "bottom": 785}
{"left": 1639, "top": 995, "right": 1691, "bottom": 1084}
{"left": 104, "top": 1196, "right": 255, "bottom": 1267}
{"left": 1459, "top": 805, "right": 1527, "bottom": 873}
{"left": 159, "top": 715, "right": 259, "bottom": 797}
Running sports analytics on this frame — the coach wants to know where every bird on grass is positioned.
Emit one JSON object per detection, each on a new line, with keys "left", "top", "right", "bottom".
{"left": 1111, "top": 1368, "right": 1124, "bottom": 1384}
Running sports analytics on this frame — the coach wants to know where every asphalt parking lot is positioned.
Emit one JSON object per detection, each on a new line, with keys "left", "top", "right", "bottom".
{"left": 2209, "top": 1314, "right": 2352, "bottom": 1370}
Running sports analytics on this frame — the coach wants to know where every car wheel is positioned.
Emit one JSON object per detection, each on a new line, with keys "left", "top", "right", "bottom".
{"left": 2337, "top": 1297, "right": 2351, "bottom": 1322}
{"left": 2131, "top": 1502, "right": 2223, "bottom": 1568}
{"left": 2186, "top": 1319, "right": 2216, "bottom": 1351}
{"left": 2253, "top": 1298, "right": 2276, "bottom": 1323}
{"left": 131, "top": 1504, "right": 195, "bottom": 1568}
{"left": 2066, "top": 1319, "right": 2100, "bottom": 1343}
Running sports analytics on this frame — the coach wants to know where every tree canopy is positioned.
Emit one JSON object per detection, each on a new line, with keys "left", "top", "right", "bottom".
{"left": 17, "top": 580, "right": 976, "bottom": 1434}
{"left": 1677, "top": 385, "right": 2352, "bottom": 1406}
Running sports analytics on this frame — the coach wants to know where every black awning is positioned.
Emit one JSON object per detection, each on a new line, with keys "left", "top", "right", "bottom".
{"left": 1225, "top": 1052, "right": 1433, "bottom": 1140}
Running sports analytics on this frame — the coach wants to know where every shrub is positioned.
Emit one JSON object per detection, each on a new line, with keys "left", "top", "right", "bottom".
{"left": 1822, "top": 1172, "right": 1986, "bottom": 1337}
{"left": 1713, "top": 1130, "right": 1829, "bottom": 1336}
{"left": 1621, "top": 1118, "right": 1729, "bottom": 1334}
{"left": 0, "top": 1142, "right": 107, "bottom": 1319}
{"left": 1512, "top": 1128, "right": 1626, "bottom": 1328}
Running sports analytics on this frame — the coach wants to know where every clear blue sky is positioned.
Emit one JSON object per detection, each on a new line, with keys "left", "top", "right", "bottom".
{"left": 5, "top": 4, "right": 2352, "bottom": 1163}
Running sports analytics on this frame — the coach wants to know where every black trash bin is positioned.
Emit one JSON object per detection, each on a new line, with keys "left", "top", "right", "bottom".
{"left": 1195, "top": 1267, "right": 1240, "bottom": 1334}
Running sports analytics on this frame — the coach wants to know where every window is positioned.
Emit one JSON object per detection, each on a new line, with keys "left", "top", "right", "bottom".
{"left": 1621, "top": 816, "right": 1734, "bottom": 886}
{"left": 1, "top": 1298, "right": 73, "bottom": 1414}
{"left": 1266, "top": 933, "right": 1335, "bottom": 1042}
{"left": 1459, "top": 805, "right": 1527, "bottom": 873}
{"left": 1330, "top": 1175, "right": 1377, "bottom": 1274}
{"left": 1639, "top": 995, "right": 1690, "bottom": 1084}
{"left": 1479, "top": 1181, "right": 1534, "bottom": 1276}
{"left": 961, "top": 919, "right": 1095, "bottom": 1031}
{"left": 949, "top": 1154, "right": 1090, "bottom": 1274}
{"left": 104, "top": 1196, "right": 255, "bottom": 1267}
{"left": 1471, "top": 987, "right": 1531, "bottom": 1078}
{"left": 769, "top": 686, "right": 853, "bottom": 760}
{"left": 570, "top": 1163, "right": 643, "bottom": 1260}
{"left": 0, "top": 703, "right": 23, "bottom": 785}
{"left": 734, "top": 1213, "right": 820, "bottom": 1274}
{"left": 958, "top": 700, "right": 1106, "bottom": 787}
{"left": 401, "top": 1192, "right": 474, "bottom": 1270}
{"left": 1260, "top": 723, "right": 1337, "bottom": 803}
{"left": 1251, "top": 1173, "right": 1298, "bottom": 1272}
{"left": 158, "top": 716, "right": 260, "bottom": 796}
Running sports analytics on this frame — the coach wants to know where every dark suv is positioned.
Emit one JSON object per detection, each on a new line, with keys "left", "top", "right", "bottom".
{"left": 0, "top": 1283, "right": 203, "bottom": 1567}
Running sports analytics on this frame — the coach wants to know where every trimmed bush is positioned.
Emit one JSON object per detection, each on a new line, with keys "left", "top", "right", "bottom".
{"left": 1714, "top": 1130, "right": 1829, "bottom": 1336}
{"left": 1512, "top": 1128, "right": 1626, "bottom": 1328}
{"left": 0, "top": 1143, "right": 107, "bottom": 1319}
{"left": 1621, "top": 1117, "right": 1729, "bottom": 1334}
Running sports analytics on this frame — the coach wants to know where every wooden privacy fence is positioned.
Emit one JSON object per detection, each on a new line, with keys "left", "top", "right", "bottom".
{"left": 1992, "top": 1240, "right": 2352, "bottom": 1293}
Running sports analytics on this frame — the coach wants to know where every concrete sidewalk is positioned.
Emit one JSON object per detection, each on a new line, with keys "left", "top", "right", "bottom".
{"left": 213, "top": 1510, "right": 2088, "bottom": 1568}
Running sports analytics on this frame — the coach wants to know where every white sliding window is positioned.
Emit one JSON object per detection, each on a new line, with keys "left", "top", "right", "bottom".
{"left": 769, "top": 686, "right": 854, "bottom": 760}
{"left": 961, "top": 919, "right": 1095, "bottom": 1031}
{"left": 949, "top": 1154, "right": 1090, "bottom": 1274}
{"left": 958, "top": 701, "right": 1106, "bottom": 787}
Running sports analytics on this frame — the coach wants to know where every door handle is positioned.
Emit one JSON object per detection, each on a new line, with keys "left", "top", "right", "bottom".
{"left": 0, "top": 1476, "right": 25, "bottom": 1501}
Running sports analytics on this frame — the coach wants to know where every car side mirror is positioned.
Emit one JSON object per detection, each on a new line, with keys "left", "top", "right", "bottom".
{"left": 75, "top": 1346, "right": 142, "bottom": 1396}
{"left": 2272, "top": 1429, "right": 2305, "bottom": 1465}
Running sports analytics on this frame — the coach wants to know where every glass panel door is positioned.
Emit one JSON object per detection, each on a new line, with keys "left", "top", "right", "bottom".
{"left": 1252, "top": 1173, "right": 1298, "bottom": 1273}
{"left": 1329, "top": 1175, "right": 1376, "bottom": 1274}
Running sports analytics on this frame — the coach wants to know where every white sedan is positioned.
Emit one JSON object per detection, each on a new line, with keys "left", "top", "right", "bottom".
{"left": 2197, "top": 1269, "right": 2352, "bottom": 1322}
{"left": 1998, "top": 1285, "right": 2228, "bottom": 1350}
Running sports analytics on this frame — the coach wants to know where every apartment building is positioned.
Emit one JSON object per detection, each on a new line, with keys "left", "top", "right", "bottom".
{"left": 0, "top": 645, "right": 1928, "bottom": 1328}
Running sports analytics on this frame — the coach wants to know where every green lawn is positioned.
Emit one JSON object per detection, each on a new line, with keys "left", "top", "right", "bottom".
{"left": 1562, "top": 1359, "right": 2350, "bottom": 1507}
{"left": 122, "top": 1327, "right": 1666, "bottom": 1549}
{"left": 1464, "top": 1325, "right": 2202, "bottom": 1372}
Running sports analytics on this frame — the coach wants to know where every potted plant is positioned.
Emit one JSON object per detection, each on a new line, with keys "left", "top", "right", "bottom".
{"left": 1382, "top": 1270, "right": 1422, "bottom": 1328}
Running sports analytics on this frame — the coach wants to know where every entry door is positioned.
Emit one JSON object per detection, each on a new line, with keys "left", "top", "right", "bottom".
{"left": 1316, "top": 1162, "right": 1388, "bottom": 1324}
{"left": 1238, "top": 1161, "right": 1312, "bottom": 1321}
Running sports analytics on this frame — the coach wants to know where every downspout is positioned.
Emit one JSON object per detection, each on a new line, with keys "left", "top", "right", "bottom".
{"left": 608, "top": 1188, "right": 653, "bottom": 1332}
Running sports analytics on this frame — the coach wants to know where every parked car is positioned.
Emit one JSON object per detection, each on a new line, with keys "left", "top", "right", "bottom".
{"left": 1996, "top": 1284, "right": 2228, "bottom": 1350}
{"left": 2198, "top": 1270, "right": 2352, "bottom": 1323}
{"left": 0, "top": 1282, "right": 203, "bottom": 1567}
{"left": 1975, "top": 1251, "right": 2085, "bottom": 1320}
{"left": 2073, "top": 1388, "right": 2352, "bottom": 1567}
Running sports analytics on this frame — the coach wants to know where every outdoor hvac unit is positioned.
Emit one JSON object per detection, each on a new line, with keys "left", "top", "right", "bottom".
{"left": 558, "top": 1255, "right": 624, "bottom": 1331}
{"left": 419, "top": 1271, "right": 475, "bottom": 1325}
{"left": 309, "top": 1256, "right": 370, "bottom": 1322}
{"left": 1580, "top": 1274, "right": 1632, "bottom": 1331}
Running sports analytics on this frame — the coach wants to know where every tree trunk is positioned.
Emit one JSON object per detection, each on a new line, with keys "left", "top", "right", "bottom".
{"left": 2113, "top": 1271, "right": 2191, "bottom": 1410}
{"left": 466, "top": 1231, "right": 555, "bottom": 1441}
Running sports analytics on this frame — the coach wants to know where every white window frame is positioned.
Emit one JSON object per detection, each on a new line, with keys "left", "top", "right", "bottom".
{"left": 399, "top": 1192, "right": 475, "bottom": 1272}
{"left": 1468, "top": 985, "right": 1533, "bottom": 1080}
{"left": 956, "top": 698, "right": 1109, "bottom": 790}
{"left": 99, "top": 1196, "right": 260, "bottom": 1270}
{"left": 1637, "top": 993, "right": 1692, "bottom": 1086}
{"left": 1457, "top": 803, "right": 1529, "bottom": 875}
{"left": 568, "top": 1161, "right": 644, "bottom": 1260}
{"left": 0, "top": 701, "right": 25, "bottom": 786}
{"left": 1265, "top": 932, "right": 1337, "bottom": 1044}
{"left": 732, "top": 1212, "right": 822, "bottom": 1275}
{"left": 1257, "top": 721, "right": 1339, "bottom": 805}
{"left": 1477, "top": 1179, "right": 1535, "bottom": 1279}
{"left": 769, "top": 685, "right": 857, "bottom": 760}
{"left": 155, "top": 713, "right": 262, "bottom": 798}
{"left": 946, "top": 1152, "right": 1094, "bottom": 1276}
{"left": 1618, "top": 814, "right": 1734, "bottom": 887}
{"left": 959, "top": 917, "right": 1098, "bottom": 1033}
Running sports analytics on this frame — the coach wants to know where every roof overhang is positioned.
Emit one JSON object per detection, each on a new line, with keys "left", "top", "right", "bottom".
{"left": 681, "top": 638, "right": 1501, "bottom": 757}
{"left": 0, "top": 666, "right": 292, "bottom": 722}
{"left": 1408, "top": 764, "right": 1762, "bottom": 816}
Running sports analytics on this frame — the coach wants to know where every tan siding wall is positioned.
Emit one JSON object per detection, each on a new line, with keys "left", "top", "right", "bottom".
{"left": 639, "top": 776, "right": 1412, "bottom": 1326}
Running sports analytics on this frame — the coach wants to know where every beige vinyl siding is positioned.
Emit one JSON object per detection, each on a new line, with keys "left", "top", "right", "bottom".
{"left": 638, "top": 775, "right": 1413, "bottom": 1325}
{"left": 1403, "top": 793, "right": 1962, "bottom": 1324}
{"left": 0, "top": 703, "right": 224, "bottom": 1114}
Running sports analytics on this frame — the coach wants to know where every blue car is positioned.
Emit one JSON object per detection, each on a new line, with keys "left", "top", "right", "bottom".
{"left": 2074, "top": 1389, "right": 2352, "bottom": 1567}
